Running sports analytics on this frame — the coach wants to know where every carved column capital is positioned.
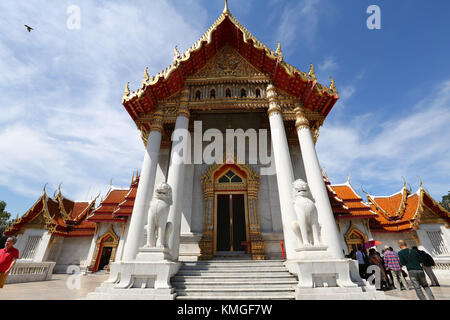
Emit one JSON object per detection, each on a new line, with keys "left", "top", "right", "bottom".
{"left": 267, "top": 84, "right": 282, "bottom": 117}
{"left": 150, "top": 110, "right": 165, "bottom": 133}
{"left": 294, "top": 107, "right": 310, "bottom": 131}
{"left": 177, "top": 88, "right": 191, "bottom": 118}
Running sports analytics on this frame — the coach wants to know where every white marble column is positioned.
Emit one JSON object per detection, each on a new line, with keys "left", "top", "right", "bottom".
{"left": 295, "top": 107, "right": 345, "bottom": 259}
{"left": 121, "top": 111, "right": 164, "bottom": 261}
{"left": 266, "top": 84, "right": 298, "bottom": 260}
{"left": 167, "top": 89, "right": 191, "bottom": 260}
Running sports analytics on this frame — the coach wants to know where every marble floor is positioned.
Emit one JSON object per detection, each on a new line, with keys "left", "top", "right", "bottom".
{"left": 0, "top": 273, "right": 448, "bottom": 300}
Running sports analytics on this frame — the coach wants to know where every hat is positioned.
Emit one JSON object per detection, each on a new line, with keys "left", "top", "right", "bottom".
{"left": 384, "top": 245, "right": 390, "bottom": 250}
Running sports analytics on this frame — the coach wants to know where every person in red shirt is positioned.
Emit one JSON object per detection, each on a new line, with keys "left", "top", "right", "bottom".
{"left": 0, "top": 237, "right": 19, "bottom": 288}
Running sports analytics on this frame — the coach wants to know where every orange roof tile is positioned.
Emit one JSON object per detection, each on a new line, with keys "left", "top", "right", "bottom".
{"left": 113, "top": 176, "right": 139, "bottom": 217}
{"left": 325, "top": 177, "right": 377, "bottom": 219}
{"left": 87, "top": 188, "right": 129, "bottom": 223}
{"left": 367, "top": 186, "right": 437, "bottom": 233}
{"left": 5, "top": 189, "right": 96, "bottom": 238}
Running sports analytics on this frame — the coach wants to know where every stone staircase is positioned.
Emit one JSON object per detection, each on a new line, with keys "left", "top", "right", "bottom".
{"left": 171, "top": 254, "right": 297, "bottom": 300}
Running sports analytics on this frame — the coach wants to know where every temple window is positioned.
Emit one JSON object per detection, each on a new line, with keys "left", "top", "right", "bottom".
{"left": 240, "top": 88, "right": 247, "bottom": 98}
{"left": 218, "top": 170, "right": 243, "bottom": 183}
{"left": 225, "top": 88, "right": 232, "bottom": 98}
{"left": 195, "top": 90, "right": 202, "bottom": 100}
{"left": 22, "top": 235, "right": 42, "bottom": 260}
{"left": 255, "top": 88, "right": 261, "bottom": 98}
{"left": 210, "top": 89, "right": 216, "bottom": 99}
{"left": 427, "top": 231, "right": 449, "bottom": 255}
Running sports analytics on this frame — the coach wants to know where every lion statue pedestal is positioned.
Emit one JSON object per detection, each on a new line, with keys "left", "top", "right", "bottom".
{"left": 137, "top": 182, "right": 174, "bottom": 262}
{"left": 285, "top": 180, "right": 386, "bottom": 299}
{"left": 88, "top": 183, "right": 181, "bottom": 300}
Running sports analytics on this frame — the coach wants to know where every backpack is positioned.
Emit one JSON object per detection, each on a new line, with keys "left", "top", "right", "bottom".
{"left": 420, "top": 251, "right": 435, "bottom": 267}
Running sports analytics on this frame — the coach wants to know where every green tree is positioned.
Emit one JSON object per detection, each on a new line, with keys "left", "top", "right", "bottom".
{"left": 441, "top": 191, "right": 450, "bottom": 212}
{"left": 0, "top": 201, "right": 12, "bottom": 248}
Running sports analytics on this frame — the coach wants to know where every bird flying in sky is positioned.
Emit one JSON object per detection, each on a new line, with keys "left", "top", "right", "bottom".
{"left": 24, "top": 25, "right": 34, "bottom": 32}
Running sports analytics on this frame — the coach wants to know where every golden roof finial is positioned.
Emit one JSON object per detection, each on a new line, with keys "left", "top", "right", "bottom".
{"left": 122, "top": 82, "right": 130, "bottom": 101}
{"left": 174, "top": 46, "right": 181, "bottom": 62}
{"left": 142, "top": 67, "right": 149, "bottom": 85}
{"left": 276, "top": 42, "right": 283, "bottom": 61}
{"left": 223, "top": 0, "right": 230, "bottom": 14}
{"left": 330, "top": 77, "right": 337, "bottom": 93}
{"left": 308, "top": 63, "right": 317, "bottom": 80}
{"left": 418, "top": 176, "right": 423, "bottom": 188}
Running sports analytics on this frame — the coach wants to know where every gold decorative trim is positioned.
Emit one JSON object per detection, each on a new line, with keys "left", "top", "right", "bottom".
{"left": 294, "top": 107, "right": 310, "bottom": 131}
{"left": 90, "top": 225, "right": 120, "bottom": 272}
{"left": 344, "top": 222, "right": 368, "bottom": 252}
{"left": 199, "top": 160, "right": 265, "bottom": 260}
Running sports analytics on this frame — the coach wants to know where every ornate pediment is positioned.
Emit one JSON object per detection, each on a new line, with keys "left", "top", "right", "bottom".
{"left": 22, "top": 211, "right": 47, "bottom": 230}
{"left": 189, "top": 45, "right": 268, "bottom": 80}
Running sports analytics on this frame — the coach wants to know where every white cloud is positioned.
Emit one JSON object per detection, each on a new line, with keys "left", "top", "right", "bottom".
{"left": 317, "top": 80, "right": 450, "bottom": 199}
{"left": 275, "top": 0, "right": 321, "bottom": 50}
{"left": 0, "top": 0, "right": 207, "bottom": 211}
{"left": 319, "top": 56, "right": 338, "bottom": 73}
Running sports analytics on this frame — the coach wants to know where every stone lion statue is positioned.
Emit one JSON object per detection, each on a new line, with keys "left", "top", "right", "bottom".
{"left": 145, "top": 182, "right": 173, "bottom": 249}
{"left": 291, "top": 179, "right": 322, "bottom": 248}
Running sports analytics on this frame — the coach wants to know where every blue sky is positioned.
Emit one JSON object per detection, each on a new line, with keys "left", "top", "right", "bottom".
{"left": 0, "top": 0, "right": 449, "bottom": 217}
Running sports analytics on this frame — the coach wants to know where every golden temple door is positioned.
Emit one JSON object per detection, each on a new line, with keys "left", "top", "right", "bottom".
{"left": 216, "top": 193, "right": 246, "bottom": 252}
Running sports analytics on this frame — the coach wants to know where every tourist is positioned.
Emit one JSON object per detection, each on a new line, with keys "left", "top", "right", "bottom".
{"left": 398, "top": 240, "right": 435, "bottom": 300}
{"left": 383, "top": 246, "right": 409, "bottom": 290}
{"left": 368, "top": 248, "right": 388, "bottom": 290}
{"left": 356, "top": 246, "right": 368, "bottom": 279}
{"left": 412, "top": 246, "right": 440, "bottom": 287}
{"left": 0, "top": 237, "right": 19, "bottom": 288}
{"left": 381, "top": 248, "right": 394, "bottom": 288}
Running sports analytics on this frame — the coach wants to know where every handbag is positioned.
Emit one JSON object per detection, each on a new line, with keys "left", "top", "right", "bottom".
{"left": 401, "top": 269, "right": 408, "bottom": 278}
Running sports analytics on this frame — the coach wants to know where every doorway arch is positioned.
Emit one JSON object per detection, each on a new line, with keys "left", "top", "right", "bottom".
{"left": 199, "top": 161, "right": 265, "bottom": 260}
{"left": 344, "top": 222, "right": 368, "bottom": 253}
{"left": 91, "top": 226, "right": 119, "bottom": 272}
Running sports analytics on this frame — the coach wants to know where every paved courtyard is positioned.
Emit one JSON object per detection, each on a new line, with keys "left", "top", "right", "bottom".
{"left": 0, "top": 274, "right": 449, "bottom": 300}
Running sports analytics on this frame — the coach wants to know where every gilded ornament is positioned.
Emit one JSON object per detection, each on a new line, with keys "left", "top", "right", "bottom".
{"left": 122, "top": 82, "right": 130, "bottom": 102}
{"left": 174, "top": 46, "right": 181, "bottom": 62}
{"left": 275, "top": 42, "right": 283, "bottom": 61}
{"left": 330, "top": 77, "right": 337, "bottom": 93}
{"left": 308, "top": 63, "right": 317, "bottom": 80}
{"left": 142, "top": 67, "right": 150, "bottom": 85}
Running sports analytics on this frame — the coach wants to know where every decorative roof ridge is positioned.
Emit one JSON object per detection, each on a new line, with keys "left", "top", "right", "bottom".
{"left": 55, "top": 186, "right": 72, "bottom": 222}
{"left": 420, "top": 187, "right": 450, "bottom": 218}
{"left": 73, "top": 195, "right": 99, "bottom": 223}
{"left": 367, "top": 186, "right": 410, "bottom": 221}
{"left": 369, "top": 187, "right": 407, "bottom": 199}
{"left": 3, "top": 193, "right": 46, "bottom": 235}
{"left": 123, "top": 4, "right": 338, "bottom": 102}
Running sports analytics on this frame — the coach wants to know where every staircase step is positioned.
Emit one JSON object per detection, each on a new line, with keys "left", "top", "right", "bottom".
{"left": 172, "top": 278, "right": 298, "bottom": 284}
{"left": 181, "top": 261, "right": 285, "bottom": 268}
{"left": 172, "top": 281, "right": 297, "bottom": 290}
{"left": 173, "top": 259, "right": 297, "bottom": 300}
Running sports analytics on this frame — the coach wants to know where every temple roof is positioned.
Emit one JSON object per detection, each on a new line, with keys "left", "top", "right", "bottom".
{"left": 122, "top": 3, "right": 338, "bottom": 123}
{"left": 4, "top": 187, "right": 96, "bottom": 238}
{"left": 87, "top": 173, "right": 139, "bottom": 223}
{"left": 113, "top": 175, "right": 139, "bottom": 217}
{"left": 368, "top": 185, "right": 450, "bottom": 233}
{"left": 325, "top": 176, "right": 377, "bottom": 219}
